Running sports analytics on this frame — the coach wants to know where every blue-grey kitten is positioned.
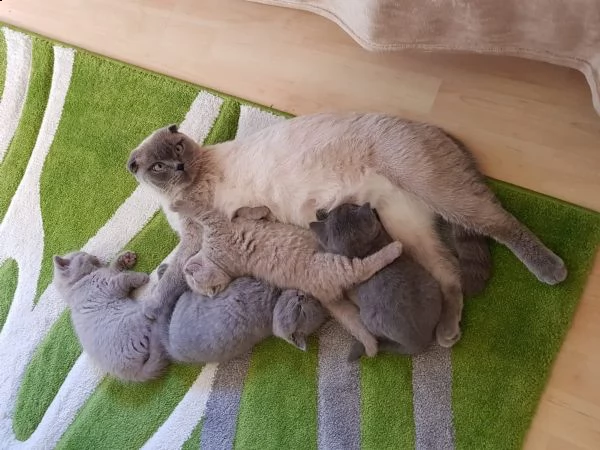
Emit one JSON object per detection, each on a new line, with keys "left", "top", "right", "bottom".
{"left": 156, "top": 263, "right": 327, "bottom": 363}
{"left": 310, "top": 203, "right": 491, "bottom": 360}
{"left": 53, "top": 251, "right": 166, "bottom": 382}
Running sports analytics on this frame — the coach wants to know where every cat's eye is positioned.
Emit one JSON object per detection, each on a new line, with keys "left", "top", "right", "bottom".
{"left": 151, "top": 162, "right": 165, "bottom": 172}
{"left": 175, "top": 140, "right": 184, "bottom": 154}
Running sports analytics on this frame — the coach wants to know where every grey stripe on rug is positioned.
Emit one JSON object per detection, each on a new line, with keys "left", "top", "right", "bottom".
{"left": 412, "top": 345, "right": 455, "bottom": 450}
{"left": 317, "top": 321, "right": 361, "bottom": 450}
{"left": 199, "top": 353, "right": 251, "bottom": 450}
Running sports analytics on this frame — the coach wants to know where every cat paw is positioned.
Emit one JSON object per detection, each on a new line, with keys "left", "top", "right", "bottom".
{"left": 383, "top": 241, "right": 403, "bottom": 262}
{"left": 533, "top": 253, "right": 567, "bottom": 285}
{"left": 435, "top": 322, "right": 462, "bottom": 348}
{"left": 363, "top": 337, "right": 379, "bottom": 357}
{"left": 116, "top": 251, "right": 137, "bottom": 270}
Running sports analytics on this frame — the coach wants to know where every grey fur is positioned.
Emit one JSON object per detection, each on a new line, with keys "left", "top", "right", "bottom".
{"left": 53, "top": 251, "right": 167, "bottom": 382}
{"left": 160, "top": 277, "right": 326, "bottom": 363}
{"left": 312, "top": 203, "right": 443, "bottom": 358}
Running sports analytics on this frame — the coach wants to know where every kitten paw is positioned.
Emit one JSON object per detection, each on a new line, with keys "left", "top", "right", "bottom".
{"left": 383, "top": 241, "right": 403, "bottom": 262}
{"left": 363, "top": 337, "right": 379, "bottom": 357}
{"left": 435, "top": 322, "right": 462, "bottom": 348}
{"left": 532, "top": 253, "right": 567, "bottom": 285}
{"left": 116, "top": 251, "right": 137, "bottom": 270}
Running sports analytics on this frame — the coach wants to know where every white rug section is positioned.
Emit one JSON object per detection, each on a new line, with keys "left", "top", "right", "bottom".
{"left": 0, "top": 28, "right": 32, "bottom": 164}
{"left": 0, "top": 45, "right": 75, "bottom": 448}
{"left": 236, "top": 105, "right": 285, "bottom": 139}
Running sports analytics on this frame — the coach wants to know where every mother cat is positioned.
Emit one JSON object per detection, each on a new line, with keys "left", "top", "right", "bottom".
{"left": 127, "top": 112, "right": 566, "bottom": 347}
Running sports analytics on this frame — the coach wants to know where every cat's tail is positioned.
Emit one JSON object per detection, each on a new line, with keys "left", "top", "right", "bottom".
{"left": 451, "top": 224, "right": 492, "bottom": 297}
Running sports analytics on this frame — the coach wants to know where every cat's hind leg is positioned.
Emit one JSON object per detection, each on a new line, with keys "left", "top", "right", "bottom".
{"left": 326, "top": 298, "right": 378, "bottom": 357}
{"left": 376, "top": 203, "right": 463, "bottom": 348}
{"left": 113, "top": 272, "right": 150, "bottom": 295}
{"left": 377, "top": 138, "right": 566, "bottom": 285}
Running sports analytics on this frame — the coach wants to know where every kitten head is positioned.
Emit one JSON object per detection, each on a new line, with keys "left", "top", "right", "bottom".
{"left": 272, "top": 289, "right": 327, "bottom": 351}
{"left": 184, "top": 252, "right": 232, "bottom": 297}
{"left": 53, "top": 251, "right": 102, "bottom": 297}
{"left": 309, "top": 203, "right": 384, "bottom": 258}
{"left": 127, "top": 125, "right": 198, "bottom": 193}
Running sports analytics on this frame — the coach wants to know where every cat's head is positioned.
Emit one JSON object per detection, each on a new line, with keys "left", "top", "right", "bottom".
{"left": 272, "top": 289, "right": 327, "bottom": 351}
{"left": 184, "top": 252, "right": 232, "bottom": 297}
{"left": 53, "top": 251, "right": 102, "bottom": 296}
{"left": 309, "top": 203, "right": 384, "bottom": 258}
{"left": 127, "top": 125, "right": 198, "bottom": 193}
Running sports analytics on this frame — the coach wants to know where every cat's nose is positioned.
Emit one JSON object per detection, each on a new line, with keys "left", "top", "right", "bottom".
{"left": 176, "top": 163, "right": 184, "bottom": 171}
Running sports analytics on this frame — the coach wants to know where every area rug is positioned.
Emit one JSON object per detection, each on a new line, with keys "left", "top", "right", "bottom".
{"left": 0, "top": 25, "right": 599, "bottom": 450}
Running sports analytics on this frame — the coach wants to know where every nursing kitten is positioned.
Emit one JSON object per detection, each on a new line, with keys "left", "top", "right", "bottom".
{"left": 53, "top": 251, "right": 166, "bottom": 382}
{"left": 178, "top": 205, "right": 403, "bottom": 357}
{"left": 312, "top": 203, "right": 442, "bottom": 359}
{"left": 128, "top": 113, "right": 566, "bottom": 348}
{"left": 156, "top": 265, "right": 326, "bottom": 363}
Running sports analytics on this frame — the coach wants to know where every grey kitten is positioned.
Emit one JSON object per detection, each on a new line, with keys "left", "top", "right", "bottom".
{"left": 176, "top": 204, "right": 403, "bottom": 357}
{"left": 311, "top": 203, "right": 443, "bottom": 359}
{"left": 53, "top": 251, "right": 166, "bottom": 382}
{"left": 156, "top": 264, "right": 327, "bottom": 362}
{"left": 312, "top": 203, "right": 492, "bottom": 359}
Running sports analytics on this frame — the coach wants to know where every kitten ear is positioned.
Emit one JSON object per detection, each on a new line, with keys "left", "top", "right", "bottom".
{"left": 127, "top": 153, "right": 139, "bottom": 174}
{"left": 372, "top": 208, "right": 381, "bottom": 222}
{"left": 309, "top": 221, "right": 328, "bottom": 248}
{"left": 359, "top": 202, "right": 373, "bottom": 215}
{"left": 53, "top": 255, "right": 71, "bottom": 271}
{"left": 315, "top": 208, "right": 329, "bottom": 221}
{"left": 168, "top": 124, "right": 179, "bottom": 133}
{"left": 288, "top": 333, "right": 307, "bottom": 351}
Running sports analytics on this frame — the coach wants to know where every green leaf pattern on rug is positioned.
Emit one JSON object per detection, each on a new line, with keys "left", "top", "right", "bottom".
{"left": 0, "top": 37, "right": 53, "bottom": 222}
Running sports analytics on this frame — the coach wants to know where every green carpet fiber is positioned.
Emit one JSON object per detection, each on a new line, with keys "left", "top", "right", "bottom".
{"left": 0, "top": 24, "right": 599, "bottom": 449}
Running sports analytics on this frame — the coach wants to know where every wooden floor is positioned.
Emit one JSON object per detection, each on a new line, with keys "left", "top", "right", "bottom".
{"left": 2, "top": 0, "right": 600, "bottom": 447}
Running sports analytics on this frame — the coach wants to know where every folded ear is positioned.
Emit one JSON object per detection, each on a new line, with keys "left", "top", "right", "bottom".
{"left": 53, "top": 255, "right": 71, "bottom": 271}
{"left": 315, "top": 208, "right": 329, "bottom": 221}
{"left": 168, "top": 124, "right": 179, "bottom": 133}
{"left": 126, "top": 152, "right": 139, "bottom": 174}
{"left": 288, "top": 333, "right": 307, "bottom": 351}
{"left": 309, "top": 221, "right": 328, "bottom": 248}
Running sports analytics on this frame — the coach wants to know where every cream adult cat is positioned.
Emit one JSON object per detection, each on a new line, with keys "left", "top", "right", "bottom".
{"left": 127, "top": 113, "right": 567, "bottom": 347}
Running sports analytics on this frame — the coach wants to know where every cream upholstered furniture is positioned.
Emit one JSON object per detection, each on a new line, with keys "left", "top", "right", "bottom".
{"left": 250, "top": 0, "right": 600, "bottom": 117}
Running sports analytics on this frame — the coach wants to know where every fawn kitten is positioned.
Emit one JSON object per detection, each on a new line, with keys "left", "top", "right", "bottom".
{"left": 178, "top": 205, "right": 403, "bottom": 357}
{"left": 128, "top": 113, "right": 566, "bottom": 348}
